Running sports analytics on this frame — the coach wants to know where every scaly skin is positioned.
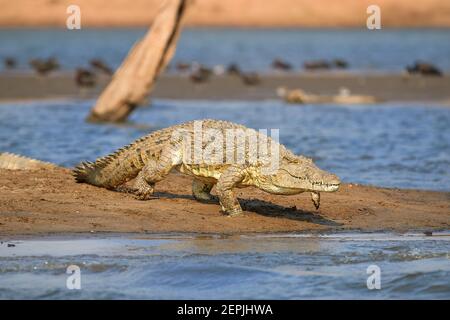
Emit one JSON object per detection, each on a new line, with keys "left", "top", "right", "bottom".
{"left": 74, "top": 119, "right": 340, "bottom": 216}
{"left": 0, "top": 152, "right": 55, "bottom": 170}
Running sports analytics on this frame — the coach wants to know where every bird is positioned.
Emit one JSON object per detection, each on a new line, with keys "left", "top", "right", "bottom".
{"left": 75, "top": 68, "right": 96, "bottom": 88}
{"left": 303, "top": 60, "right": 331, "bottom": 71}
{"left": 272, "top": 58, "right": 292, "bottom": 71}
{"left": 29, "top": 57, "right": 60, "bottom": 76}
{"left": 89, "top": 58, "right": 113, "bottom": 75}
{"left": 240, "top": 72, "right": 260, "bottom": 86}
{"left": 3, "top": 57, "right": 17, "bottom": 69}
{"left": 189, "top": 65, "right": 212, "bottom": 83}
{"left": 332, "top": 58, "right": 349, "bottom": 69}
{"left": 406, "top": 61, "right": 442, "bottom": 76}
{"left": 227, "top": 63, "right": 241, "bottom": 76}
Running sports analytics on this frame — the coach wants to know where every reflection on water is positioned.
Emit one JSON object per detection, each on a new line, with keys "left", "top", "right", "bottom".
{"left": 0, "top": 99, "right": 449, "bottom": 190}
{"left": 0, "top": 233, "right": 449, "bottom": 299}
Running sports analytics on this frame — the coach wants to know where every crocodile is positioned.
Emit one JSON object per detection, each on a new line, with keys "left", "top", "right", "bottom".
{"left": 73, "top": 119, "right": 340, "bottom": 216}
{"left": 0, "top": 152, "right": 56, "bottom": 170}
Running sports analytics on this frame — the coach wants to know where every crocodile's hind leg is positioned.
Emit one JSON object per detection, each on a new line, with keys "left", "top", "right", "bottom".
{"left": 134, "top": 166, "right": 157, "bottom": 200}
{"left": 134, "top": 139, "right": 183, "bottom": 200}
{"left": 192, "top": 179, "right": 214, "bottom": 202}
{"left": 215, "top": 166, "right": 246, "bottom": 216}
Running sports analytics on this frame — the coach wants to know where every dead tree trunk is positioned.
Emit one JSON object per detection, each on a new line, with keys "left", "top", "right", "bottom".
{"left": 87, "top": 0, "right": 189, "bottom": 122}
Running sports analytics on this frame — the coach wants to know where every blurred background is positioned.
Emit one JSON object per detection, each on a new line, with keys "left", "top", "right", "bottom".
{"left": 1, "top": 0, "right": 450, "bottom": 27}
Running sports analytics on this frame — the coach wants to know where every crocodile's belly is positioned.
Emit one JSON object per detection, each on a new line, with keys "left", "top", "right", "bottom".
{"left": 176, "top": 163, "right": 227, "bottom": 181}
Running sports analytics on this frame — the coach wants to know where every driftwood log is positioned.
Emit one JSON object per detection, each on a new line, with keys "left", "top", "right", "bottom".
{"left": 87, "top": 0, "right": 189, "bottom": 122}
{"left": 277, "top": 87, "right": 377, "bottom": 105}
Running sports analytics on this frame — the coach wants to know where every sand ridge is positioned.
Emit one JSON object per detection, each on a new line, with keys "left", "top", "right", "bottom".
{"left": 0, "top": 167, "right": 448, "bottom": 236}
{"left": 1, "top": 73, "right": 450, "bottom": 103}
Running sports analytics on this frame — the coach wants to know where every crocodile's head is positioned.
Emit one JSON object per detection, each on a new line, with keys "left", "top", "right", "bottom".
{"left": 264, "top": 156, "right": 340, "bottom": 210}
{"left": 270, "top": 156, "right": 340, "bottom": 193}
{"left": 258, "top": 155, "right": 340, "bottom": 210}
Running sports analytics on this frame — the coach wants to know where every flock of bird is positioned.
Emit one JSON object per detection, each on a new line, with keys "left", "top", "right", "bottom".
{"left": 1, "top": 56, "right": 444, "bottom": 89}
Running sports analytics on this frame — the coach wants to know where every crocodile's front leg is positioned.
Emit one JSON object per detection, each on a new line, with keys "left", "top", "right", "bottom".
{"left": 215, "top": 166, "right": 246, "bottom": 216}
{"left": 192, "top": 179, "right": 214, "bottom": 201}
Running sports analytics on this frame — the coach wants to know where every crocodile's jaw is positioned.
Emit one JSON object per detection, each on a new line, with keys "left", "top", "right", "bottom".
{"left": 269, "top": 181, "right": 340, "bottom": 194}
{"left": 268, "top": 162, "right": 341, "bottom": 194}
{"left": 256, "top": 176, "right": 340, "bottom": 195}
{"left": 257, "top": 183, "right": 306, "bottom": 195}
{"left": 311, "top": 183, "right": 340, "bottom": 192}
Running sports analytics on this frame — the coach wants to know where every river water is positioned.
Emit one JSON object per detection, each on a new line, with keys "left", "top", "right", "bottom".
{"left": 0, "top": 28, "right": 449, "bottom": 72}
{"left": 0, "top": 233, "right": 449, "bottom": 299}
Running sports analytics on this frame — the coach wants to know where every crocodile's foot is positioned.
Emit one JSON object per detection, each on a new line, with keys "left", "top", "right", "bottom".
{"left": 115, "top": 185, "right": 138, "bottom": 194}
{"left": 221, "top": 205, "right": 243, "bottom": 217}
{"left": 193, "top": 191, "right": 213, "bottom": 202}
{"left": 192, "top": 180, "right": 214, "bottom": 202}
{"left": 133, "top": 180, "right": 155, "bottom": 201}
{"left": 116, "top": 186, "right": 156, "bottom": 200}
{"left": 226, "top": 208, "right": 243, "bottom": 217}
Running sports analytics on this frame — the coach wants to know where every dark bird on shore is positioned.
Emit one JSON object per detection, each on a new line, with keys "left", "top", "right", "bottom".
{"left": 3, "top": 57, "right": 17, "bottom": 69}
{"left": 241, "top": 72, "right": 260, "bottom": 86}
{"left": 190, "top": 65, "right": 212, "bottom": 83}
{"left": 332, "top": 58, "right": 349, "bottom": 69}
{"left": 89, "top": 58, "right": 113, "bottom": 75}
{"left": 272, "top": 58, "right": 292, "bottom": 71}
{"left": 176, "top": 61, "right": 191, "bottom": 72}
{"left": 29, "top": 57, "right": 60, "bottom": 76}
{"left": 406, "top": 61, "right": 442, "bottom": 76}
{"left": 75, "top": 68, "right": 96, "bottom": 88}
{"left": 303, "top": 60, "right": 331, "bottom": 71}
{"left": 227, "top": 63, "right": 241, "bottom": 76}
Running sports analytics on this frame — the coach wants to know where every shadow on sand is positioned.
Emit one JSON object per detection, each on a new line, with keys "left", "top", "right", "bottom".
{"left": 151, "top": 191, "right": 341, "bottom": 227}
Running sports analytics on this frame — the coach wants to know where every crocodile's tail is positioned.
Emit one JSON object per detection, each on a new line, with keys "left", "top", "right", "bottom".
{"left": 72, "top": 153, "right": 130, "bottom": 189}
{"left": 0, "top": 152, "right": 55, "bottom": 170}
{"left": 73, "top": 125, "right": 178, "bottom": 189}
{"left": 72, "top": 136, "right": 154, "bottom": 189}
{"left": 73, "top": 161, "right": 100, "bottom": 185}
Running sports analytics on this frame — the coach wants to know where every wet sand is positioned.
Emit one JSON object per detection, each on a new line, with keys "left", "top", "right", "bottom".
{"left": 1, "top": 72, "right": 450, "bottom": 103}
{"left": 0, "top": 167, "right": 448, "bottom": 237}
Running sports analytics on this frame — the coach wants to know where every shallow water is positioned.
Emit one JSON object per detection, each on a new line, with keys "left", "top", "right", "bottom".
{"left": 1, "top": 28, "right": 449, "bottom": 71}
{"left": 0, "top": 233, "right": 449, "bottom": 299}
{"left": 0, "top": 100, "right": 449, "bottom": 191}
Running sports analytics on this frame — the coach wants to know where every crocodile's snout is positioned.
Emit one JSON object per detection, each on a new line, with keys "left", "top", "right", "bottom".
{"left": 308, "top": 171, "right": 340, "bottom": 192}
{"left": 329, "top": 173, "right": 341, "bottom": 186}
{"left": 327, "top": 173, "right": 341, "bottom": 191}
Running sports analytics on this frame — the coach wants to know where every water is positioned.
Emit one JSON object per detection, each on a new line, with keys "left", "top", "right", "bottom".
{"left": 0, "top": 28, "right": 449, "bottom": 71}
{"left": 0, "top": 99, "right": 449, "bottom": 191}
{"left": 0, "top": 233, "right": 449, "bottom": 299}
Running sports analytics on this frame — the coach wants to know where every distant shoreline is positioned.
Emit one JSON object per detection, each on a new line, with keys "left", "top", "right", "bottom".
{"left": 0, "top": 72, "right": 449, "bottom": 104}
{"left": 2, "top": 0, "right": 450, "bottom": 28}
